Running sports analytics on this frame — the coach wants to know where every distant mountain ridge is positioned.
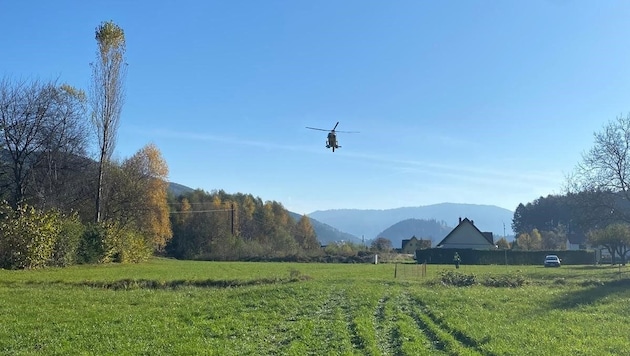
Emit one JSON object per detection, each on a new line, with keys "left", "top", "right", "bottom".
{"left": 309, "top": 203, "right": 515, "bottom": 242}
{"left": 168, "top": 182, "right": 195, "bottom": 196}
{"left": 377, "top": 218, "right": 453, "bottom": 248}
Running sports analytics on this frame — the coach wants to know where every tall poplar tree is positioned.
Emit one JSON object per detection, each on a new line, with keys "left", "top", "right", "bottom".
{"left": 90, "top": 21, "right": 127, "bottom": 223}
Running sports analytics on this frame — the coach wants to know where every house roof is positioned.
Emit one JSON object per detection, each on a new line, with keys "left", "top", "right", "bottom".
{"left": 401, "top": 236, "right": 418, "bottom": 248}
{"left": 567, "top": 231, "right": 586, "bottom": 245}
{"left": 436, "top": 217, "right": 495, "bottom": 247}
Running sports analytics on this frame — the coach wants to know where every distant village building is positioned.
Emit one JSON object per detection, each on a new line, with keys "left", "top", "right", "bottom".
{"left": 566, "top": 231, "right": 587, "bottom": 250}
{"left": 436, "top": 217, "right": 496, "bottom": 250}
{"left": 566, "top": 230, "right": 613, "bottom": 262}
{"left": 401, "top": 236, "right": 431, "bottom": 254}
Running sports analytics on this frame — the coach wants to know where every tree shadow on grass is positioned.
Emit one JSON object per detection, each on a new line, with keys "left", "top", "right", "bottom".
{"left": 549, "top": 278, "right": 630, "bottom": 310}
{"left": 4, "top": 274, "right": 312, "bottom": 291}
{"left": 526, "top": 265, "right": 629, "bottom": 281}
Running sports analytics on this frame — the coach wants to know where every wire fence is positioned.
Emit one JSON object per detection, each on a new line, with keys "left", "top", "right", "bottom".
{"left": 394, "top": 262, "right": 427, "bottom": 280}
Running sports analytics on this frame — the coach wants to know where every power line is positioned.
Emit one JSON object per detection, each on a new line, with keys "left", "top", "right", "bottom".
{"left": 169, "top": 208, "right": 233, "bottom": 214}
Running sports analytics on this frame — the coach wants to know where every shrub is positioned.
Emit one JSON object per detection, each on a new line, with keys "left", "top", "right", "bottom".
{"left": 440, "top": 270, "right": 477, "bottom": 286}
{"left": 481, "top": 273, "right": 527, "bottom": 287}
{"left": 116, "top": 229, "right": 152, "bottom": 263}
{"left": 0, "top": 203, "right": 62, "bottom": 269}
{"left": 50, "top": 214, "right": 85, "bottom": 267}
{"left": 76, "top": 223, "right": 108, "bottom": 264}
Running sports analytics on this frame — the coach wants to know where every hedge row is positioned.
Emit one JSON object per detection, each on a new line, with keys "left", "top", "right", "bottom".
{"left": 415, "top": 248, "right": 596, "bottom": 265}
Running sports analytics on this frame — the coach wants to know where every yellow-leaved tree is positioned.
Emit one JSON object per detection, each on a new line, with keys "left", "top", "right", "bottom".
{"left": 294, "top": 215, "right": 319, "bottom": 251}
{"left": 515, "top": 229, "right": 542, "bottom": 250}
{"left": 135, "top": 143, "right": 171, "bottom": 251}
{"left": 114, "top": 143, "right": 172, "bottom": 254}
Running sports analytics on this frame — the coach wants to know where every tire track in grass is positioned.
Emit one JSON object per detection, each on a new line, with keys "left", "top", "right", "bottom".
{"left": 403, "top": 293, "right": 496, "bottom": 356}
{"left": 310, "top": 288, "right": 355, "bottom": 354}
{"left": 337, "top": 291, "right": 367, "bottom": 354}
{"left": 265, "top": 286, "right": 329, "bottom": 354}
{"left": 396, "top": 293, "right": 447, "bottom": 355}
{"left": 328, "top": 286, "right": 381, "bottom": 354}
{"left": 409, "top": 294, "right": 496, "bottom": 355}
{"left": 374, "top": 294, "right": 401, "bottom": 356}
{"left": 373, "top": 295, "right": 388, "bottom": 354}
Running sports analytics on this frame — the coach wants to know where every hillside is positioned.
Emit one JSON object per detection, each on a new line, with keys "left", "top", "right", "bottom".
{"left": 309, "top": 203, "right": 514, "bottom": 240}
{"left": 167, "top": 183, "right": 360, "bottom": 245}
{"left": 288, "top": 212, "right": 361, "bottom": 245}
{"left": 376, "top": 218, "right": 453, "bottom": 249}
{"left": 168, "top": 182, "right": 195, "bottom": 196}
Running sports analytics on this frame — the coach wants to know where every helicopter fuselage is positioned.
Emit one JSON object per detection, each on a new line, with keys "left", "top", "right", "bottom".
{"left": 326, "top": 132, "right": 339, "bottom": 151}
{"left": 306, "top": 121, "right": 356, "bottom": 152}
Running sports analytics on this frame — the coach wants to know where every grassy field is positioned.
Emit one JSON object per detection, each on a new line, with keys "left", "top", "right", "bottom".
{"left": 1, "top": 258, "right": 629, "bottom": 355}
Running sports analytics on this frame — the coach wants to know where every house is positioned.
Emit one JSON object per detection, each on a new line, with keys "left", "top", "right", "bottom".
{"left": 436, "top": 217, "right": 496, "bottom": 250}
{"left": 401, "top": 236, "right": 430, "bottom": 254}
{"left": 565, "top": 230, "right": 615, "bottom": 263}
{"left": 566, "top": 231, "right": 587, "bottom": 250}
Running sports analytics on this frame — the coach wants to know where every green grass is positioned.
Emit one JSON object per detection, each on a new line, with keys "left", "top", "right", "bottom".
{"left": 1, "top": 259, "right": 629, "bottom": 355}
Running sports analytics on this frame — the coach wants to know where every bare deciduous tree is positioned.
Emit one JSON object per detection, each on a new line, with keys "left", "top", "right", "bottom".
{"left": 569, "top": 114, "right": 630, "bottom": 223}
{"left": 0, "top": 77, "right": 88, "bottom": 209}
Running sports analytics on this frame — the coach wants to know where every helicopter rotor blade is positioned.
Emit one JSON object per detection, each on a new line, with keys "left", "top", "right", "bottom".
{"left": 306, "top": 127, "right": 330, "bottom": 132}
{"left": 332, "top": 122, "right": 339, "bottom": 131}
{"left": 335, "top": 130, "right": 360, "bottom": 134}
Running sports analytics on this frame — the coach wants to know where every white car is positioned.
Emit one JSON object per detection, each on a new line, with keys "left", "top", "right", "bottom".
{"left": 544, "top": 255, "right": 561, "bottom": 267}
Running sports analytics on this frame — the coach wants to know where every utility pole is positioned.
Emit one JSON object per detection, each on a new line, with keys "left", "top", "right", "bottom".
{"left": 231, "top": 203, "right": 235, "bottom": 236}
{"left": 503, "top": 221, "right": 508, "bottom": 265}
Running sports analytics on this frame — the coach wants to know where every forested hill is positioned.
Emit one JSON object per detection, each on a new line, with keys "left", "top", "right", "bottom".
{"left": 169, "top": 182, "right": 361, "bottom": 250}
{"left": 376, "top": 219, "right": 453, "bottom": 249}
{"left": 168, "top": 182, "right": 195, "bottom": 197}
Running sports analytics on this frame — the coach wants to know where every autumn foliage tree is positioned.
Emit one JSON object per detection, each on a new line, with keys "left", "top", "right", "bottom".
{"left": 495, "top": 237, "right": 511, "bottom": 249}
{"left": 102, "top": 143, "right": 172, "bottom": 259}
{"left": 166, "top": 190, "right": 322, "bottom": 260}
{"left": 514, "top": 229, "right": 542, "bottom": 250}
{"left": 124, "top": 143, "right": 171, "bottom": 251}
{"left": 294, "top": 215, "right": 319, "bottom": 250}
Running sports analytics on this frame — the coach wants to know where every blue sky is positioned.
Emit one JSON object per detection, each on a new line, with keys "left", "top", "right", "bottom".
{"left": 1, "top": 1, "right": 627, "bottom": 214}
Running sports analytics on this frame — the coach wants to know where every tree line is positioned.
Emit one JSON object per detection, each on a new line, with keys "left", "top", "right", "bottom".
{"left": 0, "top": 21, "right": 171, "bottom": 269}
{"left": 165, "top": 189, "right": 320, "bottom": 260}
{"left": 512, "top": 115, "right": 630, "bottom": 264}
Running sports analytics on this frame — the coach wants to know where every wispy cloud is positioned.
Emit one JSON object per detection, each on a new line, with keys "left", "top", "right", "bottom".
{"left": 339, "top": 150, "right": 563, "bottom": 188}
{"left": 136, "top": 128, "right": 326, "bottom": 154}
{"left": 135, "top": 127, "right": 564, "bottom": 192}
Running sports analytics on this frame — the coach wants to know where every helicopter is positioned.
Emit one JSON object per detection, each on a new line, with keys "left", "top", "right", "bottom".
{"left": 306, "top": 121, "right": 359, "bottom": 152}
